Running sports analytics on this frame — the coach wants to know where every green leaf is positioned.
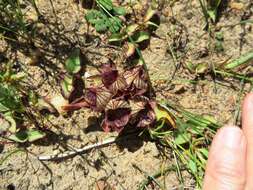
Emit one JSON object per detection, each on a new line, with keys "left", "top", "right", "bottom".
{"left": 97, "top": 0, "right": 113, "bottom": 10}
{"left": 214, "top": 41, "right": 224, "bottom": 52}
{"left": 108, "top": 33, "right": 124, "bottom": 42}
{"left": 95, "top": 20, "right": 108, "bottom": 32}
{"left": 188, "top": 159, "right": 198, "bottom": 173}
{"left": 28, "top": 91, "right": 38, "bottom": 106}
{"left": 10, "top": 72, "right": 26, "bottom": 81}
{"left": 65, "top": 49, "right": 81, "bottom": 74}
{"left": 146, "top": 21, "right": 159, "bottom": 28}
{"left": 189, "top": 125, "right": 204, "bottom": 135}
{"left": 113, "top": 7, "right": 126, "bottom": 16}
{"left": 196, "top": 151, "right": 207, "bottom": 164}
{"left": 208, "top": 0, "right": 222, "bottom": 9}
{"left": 108, "top": 17, "right": 121, "bottom": 33}
{"left": 60, "top": 75, "right": 74, "bottom": 99}
{"left": 154, "top": 104, "right": 176, "bottom": 128}
{"left": 4, "top": 112, "right": 17, "bottom": 133}
{"left": 85, "top": 9, "right": 122, "bottom": 34}
{"left": 207, "top": 10, "right": 217, "bottom": 22}
{"left": 8, "top": 129, "right": 46, "bottom": 143}
{"left": 185, "top": 61, "right": 195, "bottom": 73}
{"left": 126, "top": 24, "right": 139, "bottom": 35}
{"left": 215, "top": 31, "right": 224, "bottom": 41}
{"left": 202, "top": 115, "right": 217, "bottom": 124}
{"left": 27, "top": 129, "right": 46, "bottom": 142}
{"left": 85, "top": 10, "right": 102, "bottom": 24}
{"left": 0, "top": 84, "right": 23, "bottom": 113}
{"left": 225, "top": 51, "right": 253, "bottom": 69}
{"left": 144, "top": 7, "right": 156, "bottom": 22}
{"left": 9, "top": 130, "right": 28, "bottom": 143}
{"left": 0, "top": 102, "right": 9, "bottom": 112}
{"left": 132, "top": 31, "right": 150, "bottom": 43}
{"left": 195, "top": 63, "right": 209, "bottom": 74}
{"left": 175, "top": 132, "right": 190, "bottom": 145}
{"left": 199, "top": 148, "right": 209, "bottom": 158}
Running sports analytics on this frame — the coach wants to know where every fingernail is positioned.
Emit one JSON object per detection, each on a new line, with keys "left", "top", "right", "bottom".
{"left": 216, "top": 126, "right": 244, "bottom": 149}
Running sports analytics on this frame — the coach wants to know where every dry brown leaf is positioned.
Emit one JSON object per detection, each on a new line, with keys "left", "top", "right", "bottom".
{"left": 95, "top": 180, "right": 115, "bottom": 190}
{"left": 229, "top": 2, "right": 244, "bottom": 10}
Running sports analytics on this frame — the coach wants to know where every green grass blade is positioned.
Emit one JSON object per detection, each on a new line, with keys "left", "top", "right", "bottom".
{"left": 0, "top": 148, "right": 25, "bottom": 165}
{"left": 225, "top": 50, "right": 253, "bottom": 69}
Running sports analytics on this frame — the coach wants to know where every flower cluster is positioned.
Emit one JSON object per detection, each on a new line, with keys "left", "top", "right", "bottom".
{"left": 64, "top": 63, "right": 156, "bottom": 133}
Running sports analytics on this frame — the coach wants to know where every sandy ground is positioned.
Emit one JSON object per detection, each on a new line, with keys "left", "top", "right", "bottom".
{"left": 1, "top": 0, "right": 253, "bottom": 189}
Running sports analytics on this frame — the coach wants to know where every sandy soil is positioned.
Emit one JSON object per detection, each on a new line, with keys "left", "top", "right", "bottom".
{"left": 1, "top": 0, "right": 253, "bottom": 189}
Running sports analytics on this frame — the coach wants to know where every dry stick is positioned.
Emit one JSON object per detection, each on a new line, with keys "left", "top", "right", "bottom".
{"left": 38, "top": 136, "right": 118, "bottom": 161}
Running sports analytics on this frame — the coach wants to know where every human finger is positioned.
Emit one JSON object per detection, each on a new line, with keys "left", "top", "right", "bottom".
{"left": 242, "top": 93, "right": 253, "bottom": 189}
{"left": 203, "top": 126, "right": 246, "bottom": 190}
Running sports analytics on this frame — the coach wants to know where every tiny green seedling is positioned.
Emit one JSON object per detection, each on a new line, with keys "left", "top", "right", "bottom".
{"left": 85, "top": 0, "right": 126, "bottom": 33}
{"left": 199, "top": 0, "right": 222, "bottom": 29}
{"left": 0, "top": 63, "right": 45, "bottom": 143}
{"left": 206, "top": 0, "right": 222, "bottom": 22}
{"left": 0, "top": 64, "right": 25, "bottom": 133}
{"left": 85, "top": 0, "right": 158, "bottom": 58}
{"left": 0, "top": 0, "right": 40, "bottom": 40}
{"left": 108, "top": 6, "right": 158, "bottom": 57}
{"left": 214, "top": 31, "right": 224, "bottom": 52}
{"left": 61, "top": 49, "right": 82, "bottom": 100}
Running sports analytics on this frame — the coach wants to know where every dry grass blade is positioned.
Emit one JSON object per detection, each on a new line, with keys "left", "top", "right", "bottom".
{"left": 38, "top": 137, "right": 118, "bottom": 161}
{"left": 0, "top": 148, "right": 25, "bottom": 166}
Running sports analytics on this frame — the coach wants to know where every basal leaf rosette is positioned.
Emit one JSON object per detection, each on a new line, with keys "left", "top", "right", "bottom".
{"left": 102, "top": 99, "right": 131, "bottom": 132}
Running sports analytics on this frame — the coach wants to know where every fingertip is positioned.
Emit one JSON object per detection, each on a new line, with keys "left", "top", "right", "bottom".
{"left": 213, "top": 126, "right": 245, "bottom": 151}
{"left": 242, "top": 93, "right": 253, "bottom": 112}
{"left": 242, "top": 93, "right": 253, "bottom": 139}
{"left": 203, "top": 126, "right": 246, "bottom": 190}
{"left": 242, "top": 93, "right": 253, "bottom": 189}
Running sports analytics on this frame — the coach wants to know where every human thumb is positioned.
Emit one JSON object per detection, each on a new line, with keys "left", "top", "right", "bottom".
{"left": 203, "top": 126, "right": 246, "bottom": 190}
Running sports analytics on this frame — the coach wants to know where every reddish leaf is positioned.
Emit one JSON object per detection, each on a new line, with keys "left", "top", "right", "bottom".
{"left": 137, "top": 109, "right": 156, "bottom": 128}
{"left": 85, "top": 87, "right": 112, "bottom": 111}
{"left": 85, "top": 88, "right": 97, "bottom": 108}
{"left": 123, "top": 66, "right": 141, "bottom": 86}
{"left": 130, "top": 98, "right": 156, "bottom": 128}
{"left": 129, "top": 96, "right": 149, "bottom": 117}
{"left": 123, "top": 65, "right": 148, "bottom": 95}
{"left": 102, "top": 99, "right": 131, "bottom": 132}
{"left": 62, "top": 101, "right": 90, "bottom": 111}
{"left": 102, "top": 69, "right": 119, "bottom": 88}
{"left": 109, "top": 76, "right": 128, "bottom": 94}
{"left": 99, "top": 63, "right": 128, "bottom": 94}
{"left": 100, "top": 63, "right": 119, "bottom": 88}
